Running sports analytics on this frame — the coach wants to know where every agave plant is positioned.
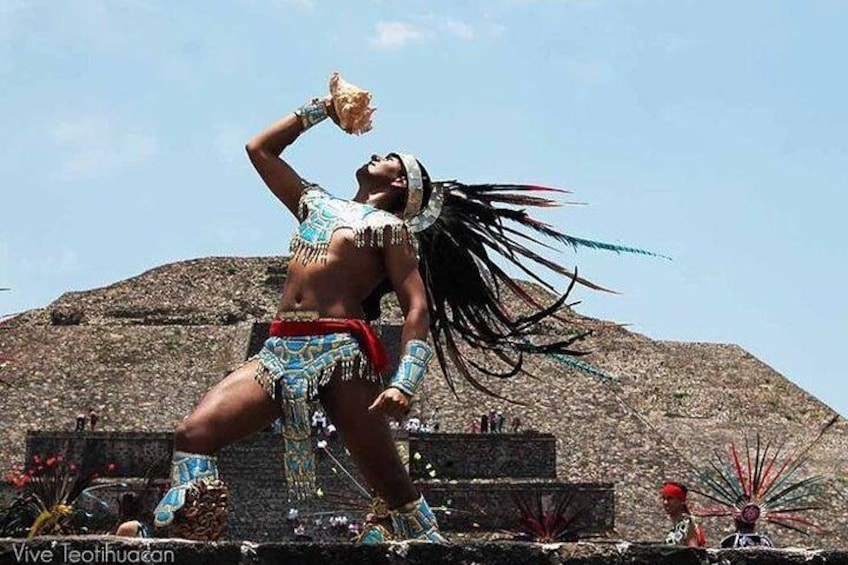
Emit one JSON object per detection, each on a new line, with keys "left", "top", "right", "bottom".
{"left": 0, "top": 455, "right": 119, "bottom": 538}
{"left": 511, "top": 490, "right": 587, "bottom": 542}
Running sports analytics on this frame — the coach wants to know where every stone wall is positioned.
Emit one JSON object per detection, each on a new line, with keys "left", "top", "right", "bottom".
{"left": 25, "top": 432, "right": 172, "bottom": 479}
{"left": 0, "top": 486, "right": 13, "bottom": 512}
{"left": 409, "top": 433, "right": 557, "bottom": 479}
{"left": 418, "top": 481, "right": 614, "bottom": 535}
{"left": 18, "top": 431, "right": 369, "bottom": 542}
{"left": 1, "top": 539, "right": 846, "bottom": 565}
{"left": 17, "top": 430, "right": 614, "bottom": 541}
{"left": 2, "top": 256, "right": 846, "bottom": 548}
{"left": 219, "top": 431, "right": 377, "bottom": 542}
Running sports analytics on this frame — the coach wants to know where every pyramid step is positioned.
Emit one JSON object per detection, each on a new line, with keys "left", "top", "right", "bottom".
{"left": 409, "top": 432, "right": 557, "bottom": 480}
{"left": 414, "top": 479, "right": 614, "bottom": 536}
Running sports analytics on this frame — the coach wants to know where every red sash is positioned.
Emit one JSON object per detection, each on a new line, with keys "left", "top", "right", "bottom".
{"left": 269, "top": 319, "right": 389, "bottom": 374}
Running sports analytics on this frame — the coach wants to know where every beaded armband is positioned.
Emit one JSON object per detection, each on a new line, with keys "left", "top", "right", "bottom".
{"left": 294, "top": 98, "right": 328, "bottom": 131}
{"left": 389, "top": 339, "right": 433, "bottom": 397}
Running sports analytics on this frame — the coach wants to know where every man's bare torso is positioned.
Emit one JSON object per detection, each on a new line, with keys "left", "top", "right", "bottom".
{"left": 276, "top": 226, "right": 388, "bottom": 320}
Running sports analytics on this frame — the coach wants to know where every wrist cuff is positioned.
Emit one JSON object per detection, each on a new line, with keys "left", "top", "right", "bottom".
{"left": 389, "top": 340, "right": 433, "bottom": 397}
{"left": 294, "top": 98, "right": 328, "bottom": 131}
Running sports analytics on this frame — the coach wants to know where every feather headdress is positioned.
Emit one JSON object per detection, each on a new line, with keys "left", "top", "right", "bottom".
{"left": 410, "top": 179, "right": 665, "bottom": 399}
{"left": 690, "top": 425, "right": 834, "bottom": 535}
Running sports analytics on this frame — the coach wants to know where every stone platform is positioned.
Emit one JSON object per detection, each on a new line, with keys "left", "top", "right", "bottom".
{"left": 1, "top": 538, "right": 846, "bottom": 565}
{"left": 24, "top": 430, "right": 615, "bottom": 540}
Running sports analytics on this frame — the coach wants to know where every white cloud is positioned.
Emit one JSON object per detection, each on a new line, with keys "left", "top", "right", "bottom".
{"left": 280, "top": 0, "right": 314, "bottom": 8}
{"left": 371, "top": 21, "right": 426, "bottom": 49}
{"left": 370, "top": 17, "right": 476, "bottom": 50}
{"left": 49, "top": 117, "right": 158, "bottom": 181}
{"left": 443, "top": 19, "right": 475, "bottom": 41}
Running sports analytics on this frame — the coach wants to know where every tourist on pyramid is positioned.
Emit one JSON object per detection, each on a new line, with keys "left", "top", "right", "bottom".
{"left": 74, "top": 412, "right": 86, "bottom": 432}
{"left": 151, "top": 73, "right": 657, "bottom": 543}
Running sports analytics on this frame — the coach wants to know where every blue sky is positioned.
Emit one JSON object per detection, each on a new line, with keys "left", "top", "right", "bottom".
{"left": 1, "top": 1, "right": 846, "bottom": 415}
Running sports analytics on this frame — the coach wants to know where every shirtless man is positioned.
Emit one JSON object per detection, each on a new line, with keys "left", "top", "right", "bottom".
{"left": 151, "top": 94, "right": 446, "bottom": 543}
{"left": 150, "top": 81, "right": 654, "bottom": 543}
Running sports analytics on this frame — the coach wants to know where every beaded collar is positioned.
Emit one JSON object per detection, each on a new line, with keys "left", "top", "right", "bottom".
{"left": 290, "top": 182, "right": 414, "bottom": 264}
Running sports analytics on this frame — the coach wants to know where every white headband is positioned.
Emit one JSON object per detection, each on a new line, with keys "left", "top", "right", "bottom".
{"left": 394, "top": 152, "right": 444, "bottom": 233}
{"left": 396, "top": 153, "right": 424, "bottom": 220}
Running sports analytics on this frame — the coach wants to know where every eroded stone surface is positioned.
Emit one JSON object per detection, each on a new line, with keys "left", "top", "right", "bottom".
{"left": 1, "top": 256, "right": 846, "bottom": 547}
{"left": 1, "top": 539, "right": 847, "bottom": 565}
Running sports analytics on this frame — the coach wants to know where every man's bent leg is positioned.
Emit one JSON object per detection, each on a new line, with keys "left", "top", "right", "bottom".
{"left": 318, "top": 375, "right": 448, "bottom": 543}
{"left": 154, "top": 359, "right": 281, "bottom": 541}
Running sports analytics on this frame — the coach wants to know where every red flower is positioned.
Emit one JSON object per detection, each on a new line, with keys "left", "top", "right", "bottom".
{"left": 32, "top": 455, "right": 41, "bottom": 464}
{"left": 106, "top": 463, "right": 117, "bottom": 472}
{"left": 69, "top": 463, "right": 77, "bottom": 472}
{"left": 45, "top": 457, "right": 57, "bottom": 467}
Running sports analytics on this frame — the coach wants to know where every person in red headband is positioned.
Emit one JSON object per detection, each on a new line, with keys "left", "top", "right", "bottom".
{"left": 661, "top": 482, "right": 706, "bottom": 547}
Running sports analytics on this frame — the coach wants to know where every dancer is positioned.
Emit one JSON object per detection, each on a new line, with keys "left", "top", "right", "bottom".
{"left": 719, "top": 511, "right": 774, "bottom": 548}
{"left": 152, "top": 74, "right": 655, "bottom": 542}
{"left": 692, "top": 431, "right": 831, "bottom": 548}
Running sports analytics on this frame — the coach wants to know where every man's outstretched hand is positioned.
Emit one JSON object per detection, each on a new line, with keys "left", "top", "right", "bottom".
{"left": 368, "top": 387, "right": 410, "bottom": 418}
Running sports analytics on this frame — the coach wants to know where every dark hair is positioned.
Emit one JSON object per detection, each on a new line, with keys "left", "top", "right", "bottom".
{"left": 365, "top": 161, "right": 658, "bottom": 399}
{"left": 734, "top": 518, "right": 755, "bottom": 533}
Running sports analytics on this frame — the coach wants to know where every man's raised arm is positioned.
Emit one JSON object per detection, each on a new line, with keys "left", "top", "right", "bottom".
{"left": 245, "top": 96, "right": 335, "bottom": 217}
